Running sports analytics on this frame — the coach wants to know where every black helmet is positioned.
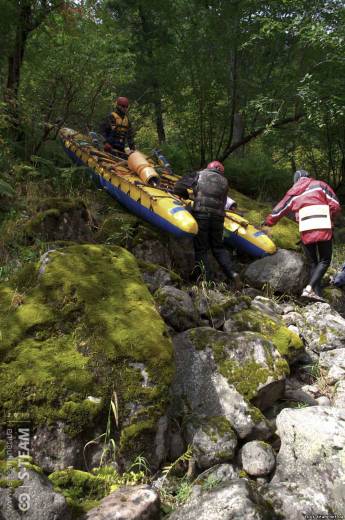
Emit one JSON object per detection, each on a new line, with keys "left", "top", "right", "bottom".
{"left": 293, "top": 169, "right": 309, "bottom": 184}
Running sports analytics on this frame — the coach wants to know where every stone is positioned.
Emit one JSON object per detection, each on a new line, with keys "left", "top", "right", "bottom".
{"left": 171, "top": 328, "right": 276, "bottom": 451}
{"left": 299, "top": 302, "right": 345, "bottom": 353}
{"left": 239, "top": 440, "right": 276, "bottom": 477}
{"left": 155, "top": 286, "right": 199, "bottom": 331}
{"left": 319, "top": 348, "right": 345, "bottom": 381}
{"left": 0, "top": 466, "right": 70, "bottom": 520}
{"left": 261, "top": 481, "right": 330, "bottom": 520}
{"left": 244, "top": 249, "right": 309, "bottom": 295}
{"left": 272, "top": 406, "right": 345, "bottom": 513}
{"left": 167, "top": 479, "right": 275, "bottom": 520}
{"left": 185, "top": 417, "right": 237, "bottom": 469}
{"left": 84, "top": 485, "right": 160, "bottom": 520}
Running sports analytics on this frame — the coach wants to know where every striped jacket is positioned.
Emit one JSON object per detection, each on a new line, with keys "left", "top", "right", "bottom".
{"left": 265, "top": 177, "right": 341, "bottom": 244}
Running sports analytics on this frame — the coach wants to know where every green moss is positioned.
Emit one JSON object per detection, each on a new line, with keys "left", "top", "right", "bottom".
{"left": 232, "top": 189, "right": 300, "bottom": 250}
{"left": 319, "top": 332, "right": 327, "bottom": 346}
{"left": 248, "top": 405, "right": 266, "bottom": 424}
{"left": 49, "top": 465, "right": 146, "bottom": 518}
{"left": 120, "top": 418, "right": 156, "bottom": 455}
{"left": 0, "top": 478, "right": 23, "bottom": 488}
{"left": 220, "top": 360, "right": 271, "bottom": 401}
{"left": 207, "top": 416, "right": 234, "bottom": 436}
{"left": 231, "top": 308, "right": 303, "bottom": 360}
{"left": 0, "top": 245, "right": 173, "bottom": 451}
{"left": 49, "top": 468, "right": 110, "bottom": 517}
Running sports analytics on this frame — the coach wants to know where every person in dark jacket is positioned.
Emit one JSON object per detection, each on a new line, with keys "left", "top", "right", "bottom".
{"left": 264, "top": 169, "right": 341, "bottom": 300}
{"left": 174, "top": 160, "right": 241, "bottom": 288}
{"left": 100, "top": 96, "right": 135, "bottom": 158}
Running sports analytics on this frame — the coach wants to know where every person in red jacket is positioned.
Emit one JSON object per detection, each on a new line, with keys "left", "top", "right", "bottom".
{"left": 264, "top": 170, "right": 341, "bottom": 301}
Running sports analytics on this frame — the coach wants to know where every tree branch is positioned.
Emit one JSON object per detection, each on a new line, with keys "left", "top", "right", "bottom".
{"left": 219, "top": 112, "right": 304, "bottom": 162}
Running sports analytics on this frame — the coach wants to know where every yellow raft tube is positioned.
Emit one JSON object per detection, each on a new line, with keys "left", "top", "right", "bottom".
{"left": 59, "top": 128, "right": 276, "bottom": 257}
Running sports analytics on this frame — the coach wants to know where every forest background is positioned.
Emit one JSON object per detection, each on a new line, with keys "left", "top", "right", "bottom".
{"left": 1, "top": 0, "right": 345, "bottom": 207}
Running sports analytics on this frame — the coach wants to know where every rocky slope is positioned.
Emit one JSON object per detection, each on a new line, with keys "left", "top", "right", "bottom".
{"left": 0, "top": 182, "right": 344, "bottom": 520}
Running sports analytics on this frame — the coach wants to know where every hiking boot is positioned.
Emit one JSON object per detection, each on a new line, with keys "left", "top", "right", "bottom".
{"left": 301, "top": 286, "right": 325, "bottom": 302}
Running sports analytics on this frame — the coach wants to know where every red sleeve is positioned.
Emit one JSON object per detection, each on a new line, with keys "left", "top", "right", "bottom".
{"left": 264, "top": 190, "right": 294, "bottom": 226}
{"left": 322, "top": 182, "right": 341, "bottom": 219}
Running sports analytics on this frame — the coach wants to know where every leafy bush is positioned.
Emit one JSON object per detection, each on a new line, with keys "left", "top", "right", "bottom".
{"left": 225, "top": 147, "right": 291, "bottom": 201}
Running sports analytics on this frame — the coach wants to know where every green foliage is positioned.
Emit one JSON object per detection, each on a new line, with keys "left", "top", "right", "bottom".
{"left": 226, "top": 145, "right": 291, "bottom": 200}
{"left": 49, "top": 463, "right": 148, "bottom": 517}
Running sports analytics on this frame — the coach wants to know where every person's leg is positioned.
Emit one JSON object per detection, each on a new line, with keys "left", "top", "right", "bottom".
{"left": 210, "top": 216, "right": 239, "bottom": 285}
{"left": 309, "top": 240, "right": 332, "bottom": 293}
{"left": 303, "top": 242, "right": 319, "bottom": 291}
{"left": 193, "top": 215, "right": 211, "bottom": 281}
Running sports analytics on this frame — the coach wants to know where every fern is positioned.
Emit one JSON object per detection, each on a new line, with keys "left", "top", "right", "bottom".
{"left": 161, "top": 445, "right": 193, "bottom": 483}
{"left": 0, "top": 177, "right": 14, "bottom": 198}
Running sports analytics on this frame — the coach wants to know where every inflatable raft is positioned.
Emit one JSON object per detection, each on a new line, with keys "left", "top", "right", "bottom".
{"left": 60, "top": 128, "right": 276, "bottom": 257}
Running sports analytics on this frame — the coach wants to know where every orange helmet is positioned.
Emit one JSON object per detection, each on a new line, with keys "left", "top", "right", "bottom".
{"left": 207, "top": 160, "right": 224, "bottom": 174}
{"left": 116, "top": 96, "right": 129, "bottom": 108}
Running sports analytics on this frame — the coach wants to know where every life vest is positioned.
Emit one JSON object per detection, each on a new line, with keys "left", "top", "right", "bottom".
{"left": 111, "top": 112, "right": 130, "bottom": 137}
{"left": 193, "top": 168, "right": 228, "bottom": 216}
{"left": 298, "top": 204, "right": 331, "bottom": 232}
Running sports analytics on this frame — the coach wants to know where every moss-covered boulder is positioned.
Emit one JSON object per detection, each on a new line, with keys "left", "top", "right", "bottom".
{"left": 23, "top": 197, "right": 94, "bottom": 242}
{"left": 171, "top": 327, "right": 280, "bottom": 454}
{"left": 185, "top": 416, "right": 237, "bottom": 469}
{"left": 223, "top": 306, "right": 304, "bottom": 362}
{"left": 48, "top": 465, "right": 148, "bottom": 517}
{"left": 0, "top": 244, "right": 173, "bottom": 471}
{"left": 0, "top": 460, "right": 70, "bottom": 520}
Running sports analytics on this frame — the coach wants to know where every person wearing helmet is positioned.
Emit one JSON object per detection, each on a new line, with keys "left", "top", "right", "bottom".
{"left": 173, "top": 161, "right": 241, "bottom": 288}
{"left": 264, "top": 169, "right": 341, "bottom": 301}
{"left": 100, "top": 96, "right": 135, "bottom": 158}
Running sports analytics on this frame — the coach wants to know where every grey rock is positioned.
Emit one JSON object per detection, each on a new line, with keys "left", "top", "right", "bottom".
{"left": 168, "top": 431, "right": 185, "bottom": 461}
{"left": 251, "top": 296, "right": 284, "bottom": 318}
{"left": 0, "top": 467, "right": 70, "bottom": 520}
{"left": 155, "top": 286, "right": 199, "bottom": 331}
{"left": 185, "top": 417, "right": 237, "bottom": 469}
{"left": 171, "top": 328, "right": 274, "bottom": 446}
{"left": 284, "top": 377, "right": 318, "bottom": 406}
{"left": 333, "top": 380, "right": 345, "bottom": 408}
{"left": 140, "top": 265, "right": 177, "bottom": 293}
{"left": 193, "top": 464, "right": 238, "bottom": 486}
{"left": 244, "top": 249, "right": 309, "bottom": 294}
{"left": 132, "top": 239, "right": 171, "bottom": 269}
{"left": 168, "top": 236, "right": 195, "bottom": 279}
{"left": 84, "top": 485, "right": 160, "bottom": 520}
{"left": 299, "top": 302, "right": 345, "bottom": 353}
{"left": 32, "top": 422, "right": 83, "bottom": 473}
{"left": 315, "top": 396, "right": 331, "bottom": 406}
{"left": 272, "top": 406, "right": 345, "bottom": 513}
{"left": 319, "top": 348, "right": 345, "bottom": 382}
{"left": 168, "top": 479, "right": 275, "bottom": 520}
{"left": 261, "top": 481, "right": 330, "bottom": 520}
{"left": 239, "top": 440, "right": 276, "bottom": 477}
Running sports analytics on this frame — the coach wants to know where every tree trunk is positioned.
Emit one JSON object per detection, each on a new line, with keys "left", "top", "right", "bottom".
{"left": 138, "top": 6, "right": 166, "bottom": 145}
{"left": 153, "top": 84, "right": 166, "bottom": 144}
{"left": 6, "top": 1, "right": 32, "bottom": 102}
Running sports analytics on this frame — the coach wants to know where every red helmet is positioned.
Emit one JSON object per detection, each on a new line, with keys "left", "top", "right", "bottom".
{"left": 116, "top": 96, "right": 129, "bottom": 108}
{"left": 207, "top": 160, "right": 224, "bottom": 174}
